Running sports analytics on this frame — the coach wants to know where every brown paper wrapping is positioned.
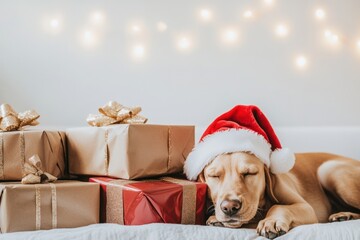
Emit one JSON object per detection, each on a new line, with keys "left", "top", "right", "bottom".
{"left": 67, "top": 124, "right": 194, "bottom": 179}
{"left": 0, "top": 180, "right": 100, "bottom": 233}
{"left": 0, "top": 130, "right": 66, "bottom": 180}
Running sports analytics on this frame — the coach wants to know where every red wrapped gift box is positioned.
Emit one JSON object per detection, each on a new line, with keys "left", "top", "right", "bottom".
{"left": 89, "top": 177, "right": 207, "bottom": 225}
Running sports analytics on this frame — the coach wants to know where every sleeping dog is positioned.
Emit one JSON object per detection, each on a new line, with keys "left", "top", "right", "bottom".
{"left": 200, "top": 151, "right": 360, "bottom": 239}
{"left": 184, "top": 105, "right": 360, "bottom": 239}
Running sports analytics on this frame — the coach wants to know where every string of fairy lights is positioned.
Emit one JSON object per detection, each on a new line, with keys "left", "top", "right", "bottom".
{"left": 43, "top": 0, "right": 360, "bottom": 70}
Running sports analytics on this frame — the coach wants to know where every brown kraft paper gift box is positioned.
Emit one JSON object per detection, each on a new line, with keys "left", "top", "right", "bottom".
{"left": 0, "top": 180, "right": 100, "bottom": 233}
{"left": 0, "top": 130, "right": 66, "bottom": 181}
{"left": 66, "top": 124, "right": 194, "bottom": 179}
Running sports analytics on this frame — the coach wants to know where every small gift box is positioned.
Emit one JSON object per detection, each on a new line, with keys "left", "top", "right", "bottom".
{"left": 0, "top": 130, "right": 66, "bottom": 181}
{"left": 0, "top": 180, "right": 100, "bottom": 233}
{"left": 89, "top": 177, "right": 207, "bottom": 225}
{"left": 0, "top": 103, "right": 66, "bottom": 181}
{"left": 67, "top": 124, "right": 194, "bottom": 179}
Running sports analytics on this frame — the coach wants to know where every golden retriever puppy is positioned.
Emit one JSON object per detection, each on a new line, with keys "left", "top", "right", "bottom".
{"left": 200, "top": 151, "right": 360, "bottom": 239}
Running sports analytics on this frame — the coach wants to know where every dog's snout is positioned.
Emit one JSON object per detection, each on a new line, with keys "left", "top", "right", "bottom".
{"left": 220, "top": 199, "right": 241, "bottom": 216}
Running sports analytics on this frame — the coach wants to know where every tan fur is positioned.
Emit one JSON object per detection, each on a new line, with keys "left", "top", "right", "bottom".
{"left": 202, "top": 152, "right": 360, "bottom": 238}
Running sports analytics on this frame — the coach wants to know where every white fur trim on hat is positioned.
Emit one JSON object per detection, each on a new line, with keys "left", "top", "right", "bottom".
{"left": 184, "top": 129, "right": 272, "bottom": 180}
{"left": 270, "top": 148, "right": 296, "bottom": 174}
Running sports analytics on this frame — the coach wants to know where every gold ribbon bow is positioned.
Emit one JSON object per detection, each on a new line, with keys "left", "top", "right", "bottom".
{"left": 21, "top": 154, "right": 57, "bottom": 184}
{"left": 0, "top": 103, "right": 40, "bottom": 132}
{"left": 86, "top": 101, "right": 148, "bottom": 127}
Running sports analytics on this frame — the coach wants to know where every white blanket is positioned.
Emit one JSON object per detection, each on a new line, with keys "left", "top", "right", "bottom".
{"left": 1, "top": 221, "right": 360, "bottom": 240}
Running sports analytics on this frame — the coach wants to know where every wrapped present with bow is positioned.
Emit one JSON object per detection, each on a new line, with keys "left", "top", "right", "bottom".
{"left": 0, "top": 104, "right": 66, "bottom": 181}
{"left": 86, "top": 101, "right": 147, "bottom": 127}
{"left": 21, "top": 154, "right": 58, "bottom": 184}
{"left": 0, "top": 103, "right": 40, "bottom": 132}
{"left": 67, "top": 102, "right": 194, "bottom": 179}
{"left": 89, "top": 176, "right": 207, "bottom": 225}
{"left": 0, "top": 180, "right": 100, "bottom": 233}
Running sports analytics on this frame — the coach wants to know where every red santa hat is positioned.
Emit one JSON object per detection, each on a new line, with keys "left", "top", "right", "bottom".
{"left": 184, "top": 105, "right": 295, "bottom": 180}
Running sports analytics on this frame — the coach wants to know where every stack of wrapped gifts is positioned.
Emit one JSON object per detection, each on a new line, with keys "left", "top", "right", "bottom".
{"left": 0, "top": 102, "right": 207, "bottom": 233}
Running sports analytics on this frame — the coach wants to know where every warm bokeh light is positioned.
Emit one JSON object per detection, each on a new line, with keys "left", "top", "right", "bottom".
{"left": 315, "top": 8, "right": 326, "bottom": 20}
{"left": 264, "top": 0, "right": 274, "bottom": 6}
{"left": 157, "top": 22, "right": 167, "bottom": 32}
{"left": 177, "top": 37, "right": 192, "bottom": 50}
{"left": 132, "top": 44, "right": 145, "bottom": 59}
{"left": 131, "top": 25, "right": 141, "bottom": 33}
{"left": 199, "top": 9, "right": 212, "bottom": 21}
{"left": 275, "top": 24, "right": 289, "bottom": 37}
{"left": 295, "top": 55, "right": 308, "bottom": 69}
{"left": 222, "top": 28, "right": 239, "bottom": 43}
{"left": 324, "top": 30, "right": 340, "bottom": 45}
{"left": 50, "top": 18, "right": 60, "bottom": 29}
{"left": 243, "top": 10, "right": 254, "bottom": 19}
{"left": 81, "top": 30, "right": 97, "bottom": 47}
{"left": 91, "top": 11, "right": 105, "bottom": 25}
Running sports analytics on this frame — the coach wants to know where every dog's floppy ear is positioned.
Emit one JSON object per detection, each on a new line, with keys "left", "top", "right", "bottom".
{"left": 264, "top": 166, "right": 279, "bottom": 204}
{"left": 197, "top": 170, "right": 215, "bottom": 217}
{"left": 197, "top": 171, "right": 206, "bottom": 183}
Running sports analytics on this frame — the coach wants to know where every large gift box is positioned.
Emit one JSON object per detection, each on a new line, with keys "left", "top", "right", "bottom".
{"left": 0, "top": 180, "right": 100, "bottom": 233}
{"left": 67, "top": 124, "right": 194, "bottom": 179}
{"left": 0, "top": 130, "right": 66, "bottom": 180}
{"left": 89, "top": 177, "right": 207, "bottom": 225}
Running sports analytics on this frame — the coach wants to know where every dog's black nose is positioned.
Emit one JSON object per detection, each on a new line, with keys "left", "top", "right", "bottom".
{"left": 220, "top": 200, "right": 241, "bottom": 216}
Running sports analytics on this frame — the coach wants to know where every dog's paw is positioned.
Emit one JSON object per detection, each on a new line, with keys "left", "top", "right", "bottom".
{"left": 256, "top": 218, "right": 289, "bottom": 239}
{"left": 206, "top": 216, "right": 224, "bottom": 227}
{"left": 329, "top": 212, "right": 360, "bottom": 222}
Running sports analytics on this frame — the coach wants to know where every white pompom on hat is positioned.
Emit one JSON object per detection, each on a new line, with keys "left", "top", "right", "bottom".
{"left": 184, "top": 105, "right": 295, "bottom": 180}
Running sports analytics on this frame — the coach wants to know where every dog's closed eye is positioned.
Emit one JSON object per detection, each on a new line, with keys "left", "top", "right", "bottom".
{"left": 242, "top": 170, "right": 258, "bottom": 177}
{"left": 208, "top": 174, "right": 220, "bottom": 178}
{"left": 205, "top": 168, "right": 222, "bottom": 179}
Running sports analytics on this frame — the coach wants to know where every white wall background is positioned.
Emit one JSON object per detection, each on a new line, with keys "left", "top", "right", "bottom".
{"left": 1, "top": 0, "right": 360, "bottom": 127}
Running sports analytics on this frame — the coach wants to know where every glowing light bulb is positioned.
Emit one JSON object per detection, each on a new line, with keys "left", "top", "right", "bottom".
{"left": 324, "top": 30, "right": 340, "bottom": 45}
{"left": 82, "top": 30, "right": 97, "bottom": 46}
{"left": 324, "top": 30, "right": 332, "bottom": 38}
{"left": 177, "top": 37, "right": 191, "bottom": 50}
{"left": 357, "top": 40, "right": 360, "bottom": 49}
{"left": 199, "top": 9, "right": 212, "bottom": 21}
{"left": 331, "top": 35, "right": 339, "bottom": 43}
{"left": 222, "top": 28, "right": 239, "bottom": 43}
{"left": 132, "top": 25, "right": 141, "bottom": 33}
{"left": 295, "top": 55, "right": 307, "bottom": 69}
{"left": 264, "top": 0, "right": 274, "bottom": 6}
{"left": 243, "top": 10, "right": 254, "bottom": 19}
{"left": 157, "top": 22, "right": 167, "bottom": 32}
{"left": 315, "top": 9, "right": 326, "bottom": 20}
{"left": 132, "top": 44, "right": 145, "bottom": 59}
{"left": 91, "top": 11, "right": 105, "bottom": 25}
{"left": 50, "top": 18, "right": 60, "bottom": 29}
{"left": 275, "top": 24, "right": 289, "bottom": 37}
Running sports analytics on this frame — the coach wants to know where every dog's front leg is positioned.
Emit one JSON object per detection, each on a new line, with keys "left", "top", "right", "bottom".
{"left": 256, "top": 203, "right": 318, "bottom": 239}
{"left": 206, "top": 215, "right": 224, "bottom": 227}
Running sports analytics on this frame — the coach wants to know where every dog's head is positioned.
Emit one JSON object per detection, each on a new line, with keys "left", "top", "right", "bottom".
{"left": 199, "top": 151, "right": 276, "bottom": 228}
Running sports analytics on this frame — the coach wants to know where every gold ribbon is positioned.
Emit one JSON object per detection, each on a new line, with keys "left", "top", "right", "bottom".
{"left": 168, "top": 127, "right": 172, "bottom": 169}
{"left": 50, "top": 183, "right": 58, "bottom": 228}
{"left": 0, "top": 133, "right": 3, "bottom": 180}
{"left": 86, "top": 101, "right": 147, "bottom": 127}
{"left": 35, "top": 185, "right": 41, "bottom": 230}
{"left": 21, "top": 154, "right": 57, "bottom": 184}
{"left": 35, "top": 183, "right": 58, "bottom": 230}
{"left": 0, "top": 103, "right": 40, "bottom": 132}
{"left": 106, "top": 180, "right": 137, "bottom": 224}
{"left": 161, "top": 177, "right": 197, "bottom": 224}
{"left": 106, "top": 178, "right": 197, "bottom": 224}
{"left": 104, "top": 129, "right": 109, "bottom": 175}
